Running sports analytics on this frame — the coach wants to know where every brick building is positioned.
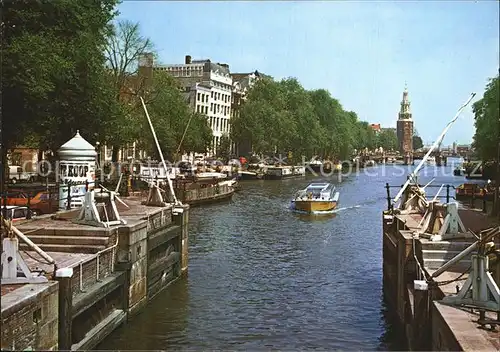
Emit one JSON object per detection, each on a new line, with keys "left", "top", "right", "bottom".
{"left": 396, "top": 85, "right": 414, "bottom": 158}
{"left": 139, "top": 53, "right": 233, "bottom": 156}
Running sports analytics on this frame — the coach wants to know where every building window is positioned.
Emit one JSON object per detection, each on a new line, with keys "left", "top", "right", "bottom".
{"left": 197, "top": 93, "right": 201, "bottom": 101}
{"left": 210, "top": 103, "right": 213, "bottom": 111}
{"left": 211, "top": 91, "right": 214, "bottom": 98}
{"left": 205, "top": 106, "right": 208, "bottom": 114}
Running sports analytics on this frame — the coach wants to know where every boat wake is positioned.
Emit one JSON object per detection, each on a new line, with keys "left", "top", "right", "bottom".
{"left": 289, "top": 203, "right": 361, "bottom": 215}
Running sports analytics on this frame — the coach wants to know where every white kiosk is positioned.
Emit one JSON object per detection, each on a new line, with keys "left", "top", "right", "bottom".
{"left": 57, "top": 131, "right": 97, "bottom": 210}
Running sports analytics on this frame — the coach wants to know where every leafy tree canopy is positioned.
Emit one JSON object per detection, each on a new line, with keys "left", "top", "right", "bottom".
{"left": 472, "top": 74, "right": 499, "bottom": 161}
{"left": 2, "top": 0, "right": 120, "bottom": 152}
{"left": 231, "top": 77, "right": 379, "bottom": 160}
{"left": 137, "top": 72, "right": 212, "bottom": 161}
{"left": 376, "top": 129, "right": 399, "bottom": 151}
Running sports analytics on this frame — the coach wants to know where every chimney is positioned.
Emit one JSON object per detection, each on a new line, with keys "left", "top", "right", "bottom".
{"left": 185, "top": 55, "right": 192, "bottom": 64}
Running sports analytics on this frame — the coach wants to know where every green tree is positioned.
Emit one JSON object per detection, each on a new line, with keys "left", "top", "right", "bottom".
{"left": 231, "top": 77, "right": 287, "bottom": 155}
{"left": 180, "top": 112, "right": 213, "bottom": 157}
{"left": 104, "top": 19, "right": 155, "bottom": 161}
{"left": 217, "top": 133, "right": 232, "bottom": 161}
{"left": 231, "top": 75, "right": 373, "bottom": 161}
{"left": 2, "top": 0, "right": 120, "bottom": 156}
{"left": 138, "top": 72, "right": 212, "bottom": 161}
{"left": 472, "top": 75, "right": 499, "bottom": 161}
{"left": 278, "top": 78, "right": 323, "bottom": 161}
{"left": 376, "top": 128, "right": 399, "bottom": 151}
{"left": 412, "top": 129, "right": 424, "bottom": 150}
{"left": 308, "top": 89, "right": 352, "bottom": 159}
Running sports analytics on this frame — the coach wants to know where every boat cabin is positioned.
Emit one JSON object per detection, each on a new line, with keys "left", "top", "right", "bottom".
{"left": 296, "top": 183, "right": 336, "bottom": 200}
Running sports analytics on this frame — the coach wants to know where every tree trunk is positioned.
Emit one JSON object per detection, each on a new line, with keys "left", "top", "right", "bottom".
{"left": 1, "top": 146, "right": 8, "bottom": 208}
{"left": 112, "top": 145, "right": 120, "bottom": 162}
{"left": 37, "top": 149, "right": 44, "bottom": 162}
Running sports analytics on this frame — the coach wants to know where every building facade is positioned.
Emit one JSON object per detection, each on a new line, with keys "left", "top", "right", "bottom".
{"left": 370, "top": 123, "right": 381, "bottom": 134}
{"left": 396, "top": 86, "right": 414, "bottom": 157}
{"left": 140, "top": 54, "right": 232, "bottom": 156}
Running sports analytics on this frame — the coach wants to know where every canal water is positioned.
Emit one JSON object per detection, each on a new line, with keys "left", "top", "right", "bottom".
{"left": 97, "top": 161, "right": 468, "bottom": 350}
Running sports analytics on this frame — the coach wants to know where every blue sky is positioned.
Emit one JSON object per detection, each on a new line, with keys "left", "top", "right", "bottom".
{"left": 117, "top": 0, "right": 499, "bottom": 146}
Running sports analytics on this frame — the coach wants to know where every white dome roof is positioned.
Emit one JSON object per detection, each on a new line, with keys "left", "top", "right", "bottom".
{"left": 58, "top": 130, "right": 96, "bottom": 161}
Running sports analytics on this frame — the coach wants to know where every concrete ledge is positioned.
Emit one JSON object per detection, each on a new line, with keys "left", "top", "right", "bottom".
{"left": 72, "top": 272, "right": 126, "bottom": 319}
{"left": 148, "top": 252, "right": 180, "bottom": 278}
{"left": 71, "top": 309, "right": 126, "bottom": 351}
{"left": 434, "top": 302, "right": 500, "bottom": 351}
{"left": 147, "top": 225, "right": 181, "bottom": 251}
{"left": 1, "top": 282, "right": 59, "bottom": 317}
{"left": 127, "top": 295, "right": 148, "bottom": 318}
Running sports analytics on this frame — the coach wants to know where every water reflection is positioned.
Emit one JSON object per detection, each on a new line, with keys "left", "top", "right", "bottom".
{"left": 293, "top": 212, "right": 338, "bottom": 222}
{"left": 98, "top": 164, "right": 464, "bottom": 350}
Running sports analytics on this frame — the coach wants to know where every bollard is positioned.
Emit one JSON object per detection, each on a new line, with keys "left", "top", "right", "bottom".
{"left": 56, "top": 268, "right": 74, "bottom": 350}
{"left": 446, "top": 185, "right": 450, "bottom": 203}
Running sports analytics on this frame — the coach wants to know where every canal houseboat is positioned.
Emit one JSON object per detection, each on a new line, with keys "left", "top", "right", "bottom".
{"left": 169, "top": 172, "right": 236, "bottom": 206}
{"left": 237, "top": 170, "right": 263, "bottom": 180}
{"left": 264, "top": 165, "right": 306, "bottom": 180}
{"left": 305, "top": 158, "right": 323, "bottom": 173}
{"left": 291, "top": 183, "right": 340, "bottom": 213}
{"left": 133, "top": 161, "right": 178, "bottom": 182}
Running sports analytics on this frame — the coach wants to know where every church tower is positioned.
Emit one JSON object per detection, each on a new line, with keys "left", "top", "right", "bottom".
{"left": 396, "top": 84, "right": 414, "bottom": 159}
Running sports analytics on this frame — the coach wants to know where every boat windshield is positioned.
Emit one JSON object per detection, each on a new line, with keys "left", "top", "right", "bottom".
{"left": 305, "top": 188, "right": 323, "bottom": 198}
{"left": 295, "top": 190, "right": 307, "bottom": 198}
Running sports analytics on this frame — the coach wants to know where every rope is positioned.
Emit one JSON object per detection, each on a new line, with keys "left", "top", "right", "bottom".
{"left": 21, "top": 249, "right": 53, "bottom": 266}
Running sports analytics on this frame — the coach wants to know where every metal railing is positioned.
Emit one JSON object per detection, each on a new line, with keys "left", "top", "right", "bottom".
{"left": 0, "top": 176, "right": 140, "bottom": 219}
{"left": 384, "top": 182, "right": 495, "bottom": 214}
{"left": 72, "top": 229, "right": 119, "bottom": 293}
{"left": 385, "top": 182, "right": 457, "bottom": 211}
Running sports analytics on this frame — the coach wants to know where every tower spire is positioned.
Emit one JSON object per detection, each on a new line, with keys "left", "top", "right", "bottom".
{"left": 399, "top": 84, "right": 412, "bottom": 119}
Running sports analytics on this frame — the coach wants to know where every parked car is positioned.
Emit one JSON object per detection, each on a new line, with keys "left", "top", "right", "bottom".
{"left": 6, "top": 190, "right": 58, "bottom": 215}
{"left": 8, "top": 166, "right": 37, "bottom": 184}
{"left": 1, "top": 205, "right": 31, "bottom": 222}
